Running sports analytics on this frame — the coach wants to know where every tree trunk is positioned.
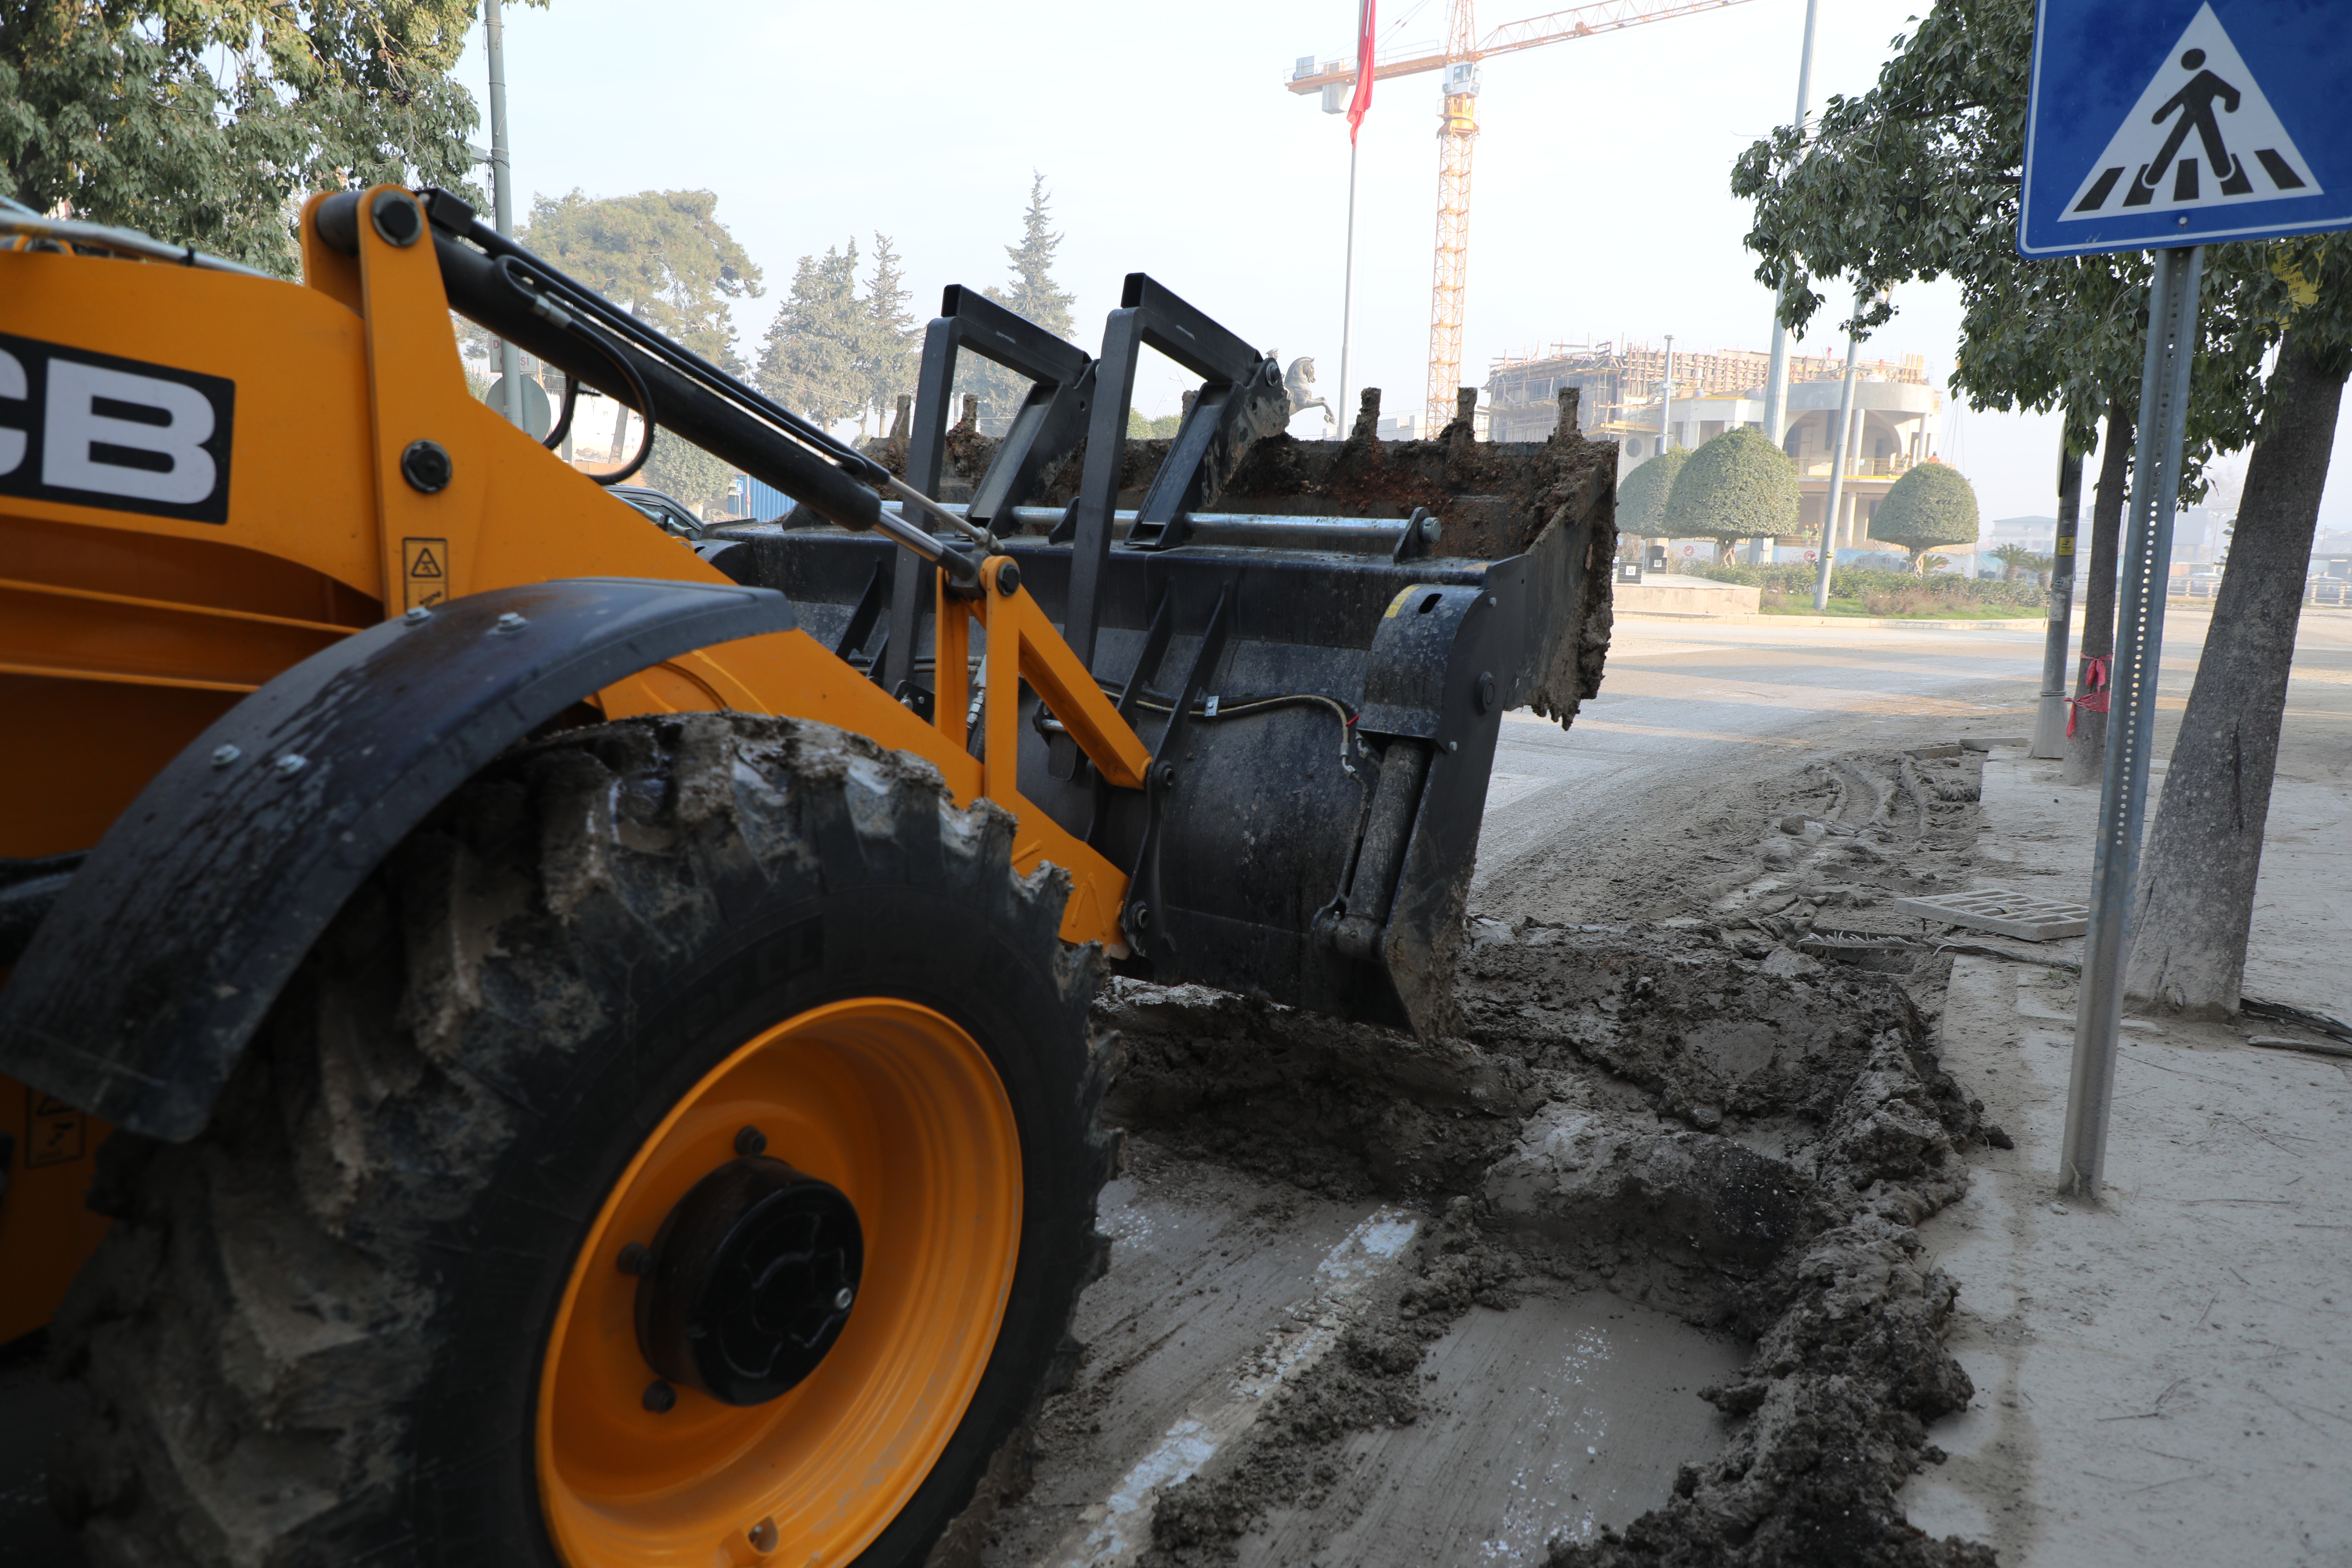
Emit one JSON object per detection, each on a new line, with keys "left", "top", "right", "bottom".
{"left": 2124, "top": 332, "right": 2351, "bottom": 1017}
{"left": 2061, "top": 398, "right": 2135, "bottom": 785}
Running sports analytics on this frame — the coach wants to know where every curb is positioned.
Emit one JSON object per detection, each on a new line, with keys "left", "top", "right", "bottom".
{"left": 1617, "top": 610, "right": 2078, "bottom": 631}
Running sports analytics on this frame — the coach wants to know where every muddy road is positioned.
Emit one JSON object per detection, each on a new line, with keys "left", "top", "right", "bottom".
{"left": 974, "top": 617, "right": 2089, "bottom": 1568}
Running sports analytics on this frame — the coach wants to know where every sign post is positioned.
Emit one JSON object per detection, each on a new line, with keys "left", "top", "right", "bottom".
{"left": 2021, "top": 0, "right": 2352, "bottom": 1198}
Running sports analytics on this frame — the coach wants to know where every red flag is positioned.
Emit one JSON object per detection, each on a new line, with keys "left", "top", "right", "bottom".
{"left": 1347, "top": 0, "right": 1377, "bottom": 145}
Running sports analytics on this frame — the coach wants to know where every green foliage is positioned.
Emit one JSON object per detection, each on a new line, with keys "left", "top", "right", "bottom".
{"left": 1729, "top": 0, "right": 2351, "bottom": 480}
{"left": 755, "top": 232, "right": 924, "bottom": 434}
{"left": 758, "top": 242, "right": 865, "bottom": 426}
{"left": 1870, "top": 461, "right": 1981, "bottom": 571}
{"left": 526, "top": 189, "right": 762, "bottom": 368}
{"left": 0, "top": 0, "right": 506, "bottom": 276}
{"left": 1614, "top": 446, "right": 1688, "bottom": 535}
{"left": 1660, "top": 427, "right": 1800, "bottom": 557}
{"left": 1693, "top": 560, "right": 2041, "bottom": 607}
{"left": 860, "top": 234, "right": 918, "bottom": 430}
{"left": 523, "top": 189, "right": 763, "bottom": 516}
{"left": 1991, "top": 541, "right": 2054, "bottom": 576}
{"left": 954, "top": 174, "right": 1077, "bottom": 427}
{"left": 1127, "top": 408, "right": 1181, "bottom": 440}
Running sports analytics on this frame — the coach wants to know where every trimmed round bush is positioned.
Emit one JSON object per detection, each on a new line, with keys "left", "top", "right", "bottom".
{"left": 1616, "top": 445, "right": 1689, "bottom": 536}
{"left": 1870, "top": 460, "right": 1981, "bottom": 573}
{"left": 1660, "top": 426, "right": 1800, "bottom": 560}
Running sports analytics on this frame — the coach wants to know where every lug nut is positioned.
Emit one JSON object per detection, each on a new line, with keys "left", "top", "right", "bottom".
{"left": 833, "top": 1286, "right": 855, "bottom": 1311}
{"left": 494, "top": 611, "right": 528, "bottom": 633}
{"left": 735, "top": 1125, "right": 768, "bottom": 1158}
{"left": 210, "top": 744, "right": 241, "bottom": 769}
{"left": 643, "top": 1379, "right": 677, "bottom": 1414}
{"left": 402, "top": 605, "right": 432, "bottom": 624}
{"left": 617, "top": 1242, "right": 653, "bottom": 1276}
{"left": 273, "top": 753, "right": 308, "bottom": 778}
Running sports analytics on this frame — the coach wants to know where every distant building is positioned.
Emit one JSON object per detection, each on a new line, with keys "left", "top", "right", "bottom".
{"left": 1485, "top": 342, "right": 1942, "bottom": 550}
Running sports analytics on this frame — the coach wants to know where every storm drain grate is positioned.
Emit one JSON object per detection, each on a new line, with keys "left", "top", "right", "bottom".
{"left": 1891, "top": 887, "right": 2089, "bottom": 941}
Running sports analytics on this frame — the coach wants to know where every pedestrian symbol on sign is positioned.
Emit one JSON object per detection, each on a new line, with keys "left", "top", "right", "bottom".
{"left": 2063, "top": 3, "right": 2318, "bottom": 219}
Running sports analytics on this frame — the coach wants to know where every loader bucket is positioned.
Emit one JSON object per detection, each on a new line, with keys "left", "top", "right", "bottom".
{"left": 703, "top": 277, "right": 1615, "bottom": 1038}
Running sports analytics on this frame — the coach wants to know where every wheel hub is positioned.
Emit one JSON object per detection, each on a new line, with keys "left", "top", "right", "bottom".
{"left": 635, "top": 1154, "right": 863, "bottom": 1406}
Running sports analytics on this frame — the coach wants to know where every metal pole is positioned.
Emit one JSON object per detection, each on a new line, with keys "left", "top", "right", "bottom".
{"left": 1811, "top": 319, "right": 1860, "bottom": 610}
{"left": 485, "top": 0, "right": 522, "bottom": 430}
{"left": 2029, "top": 444, "right": 2085, "bottom": 758}
{"left": 1660, "top": 333, "right": 1674, "bottom": 451}
{"left": 1760, "top": 0, "right": 1819, "bottom": 447}
{"left": 2062, "top": 245, "right": 2203, "bottom": 1201}
{"left": 1338, "top": 136, "right": 1359, "bottom": 433}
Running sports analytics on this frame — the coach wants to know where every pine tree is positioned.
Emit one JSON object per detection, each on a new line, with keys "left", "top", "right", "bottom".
{"left": 860, "top": 233, "right": 919, "bottom": 434}
{"left": 758, "top": 241, "right": 867, "bottom": 429}
{"left": 952, "top": 174, "right": 1077, "bottom": 431}
{"left": 988, "top": 173, "right": 1076, "bottom": 338}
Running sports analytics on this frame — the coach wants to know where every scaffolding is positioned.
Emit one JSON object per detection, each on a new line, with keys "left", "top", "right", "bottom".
{"left": 1484, "top": 342, "right": 1931, "bottom": 442}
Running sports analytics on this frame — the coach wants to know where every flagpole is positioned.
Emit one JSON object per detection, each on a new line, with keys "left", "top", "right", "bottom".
{"left": 1339, "top": 136, "right": 1359, "bottom": 431}
{"left": 1338, "top": 0, "right": 1374, "bottom": 435}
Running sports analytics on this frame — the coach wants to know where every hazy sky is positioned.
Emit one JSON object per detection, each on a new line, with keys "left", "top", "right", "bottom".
{"left": 458, "top": 0, "right": 2352, "bottom": 532}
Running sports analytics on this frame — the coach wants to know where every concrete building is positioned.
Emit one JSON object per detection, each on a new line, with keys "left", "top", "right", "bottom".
{"left": 1485, "top": 342, "right": 1942, "bottom": 551}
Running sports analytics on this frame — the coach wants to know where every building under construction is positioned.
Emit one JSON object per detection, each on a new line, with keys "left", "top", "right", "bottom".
{"left": 1486, "top": 343, "right": 1946, "bottom": 555}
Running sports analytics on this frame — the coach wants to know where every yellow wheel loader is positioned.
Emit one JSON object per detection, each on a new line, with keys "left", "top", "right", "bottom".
{"left": 0, "top": 184, "right": 1614, "bottom": 1567}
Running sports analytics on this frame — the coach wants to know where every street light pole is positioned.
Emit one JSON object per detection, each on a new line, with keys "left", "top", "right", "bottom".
{"left": 1760, "top": 0, "right": 1819, "bottom": 448}
{"left": 1812, "top": 315, "right": 1860, "bottom": 611}
{"left": 1339, "top": 135, "right": 1360, "bottom": 434}
{"left": 1660, "top": 333, "right": 1675, "bottom": 453}
{"left": 484, "top": 0, "right": 522, "bottom": 429}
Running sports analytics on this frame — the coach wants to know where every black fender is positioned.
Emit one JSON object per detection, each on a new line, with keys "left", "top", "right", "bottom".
{"left": 0, "top": 578, "right": 795, "bottom": 1140}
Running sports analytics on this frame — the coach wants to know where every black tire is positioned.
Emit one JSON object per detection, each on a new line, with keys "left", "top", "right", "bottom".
{"left": 50, "top": 713, "right": 1117, "bottom": 1568}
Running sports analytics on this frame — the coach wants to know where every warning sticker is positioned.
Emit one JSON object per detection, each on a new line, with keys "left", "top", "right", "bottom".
{"left": 402, "top": 536, "right": 449, "bottom": 611}
{"left": 27, "top": 1091, "right": 84, "bottom": 1167}
{"left": 2062, "top": 3, "right": 2320, "bottom": 220}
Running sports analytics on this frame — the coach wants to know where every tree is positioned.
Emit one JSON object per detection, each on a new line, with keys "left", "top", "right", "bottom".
{"left": 523, "top": 189, "right": 763, "bottom": 515}
{"left": 1660, "top": 428, "right": 1799, "bottom": 562}
{"left": 1615, "top": 446, "right": 1688, "bottom": 538}
{"left": 859, "top": 233, "right": 919, "bottom": 433}
{"left": 953, "top": 174, "right": 1078, "bottom": 428}
{"left": 1729, "top": 0, "right": 2279, "bottom": 781}
{"left": 2126, "top": 326, "right": 2352, "bottom": 1017}
{"left": 1870, "top": 462, "right": 1980, "bottom": 573}
{"left": 1732, "top": 0, "right": 2352, "bottom": 1017}
{"left": 525, "top": 189, "right": 761, "bottom": 365}
{"left": 0, "top": 0, "right": 498, "bottom": 276}
{"left": 758, "top": 243, "right": 866, "bottom": 429}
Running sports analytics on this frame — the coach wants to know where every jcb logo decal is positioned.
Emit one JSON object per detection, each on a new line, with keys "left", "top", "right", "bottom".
{"left": 0, "top": 332, "right": 234, "bottom": 524}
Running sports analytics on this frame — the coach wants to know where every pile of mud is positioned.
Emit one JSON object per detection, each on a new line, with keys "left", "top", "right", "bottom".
{"left": 1097, "top": 923, "right": 2002, "bottom": 1568}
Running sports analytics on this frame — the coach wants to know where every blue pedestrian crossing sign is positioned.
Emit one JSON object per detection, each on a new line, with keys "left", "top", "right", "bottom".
{"left": 2021, "top": 1, "right": 2351, "bottom": 257}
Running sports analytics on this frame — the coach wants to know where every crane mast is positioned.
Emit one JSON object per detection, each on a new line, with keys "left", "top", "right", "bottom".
{"left": 1287, "top": 0, "right": 1762, "bottom": 432}
{"left": 1429, "top": 0, "right": 1480, "bottom": 430}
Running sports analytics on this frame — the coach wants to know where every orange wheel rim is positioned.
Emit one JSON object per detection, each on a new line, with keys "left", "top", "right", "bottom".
{"left": 537, "top": 997, "right": 1022, "bottom": 1567}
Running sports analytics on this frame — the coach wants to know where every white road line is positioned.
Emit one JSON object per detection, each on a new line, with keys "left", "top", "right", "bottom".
{"left": 1046, "top": 1208, "right": 1420, "bottom": 1568}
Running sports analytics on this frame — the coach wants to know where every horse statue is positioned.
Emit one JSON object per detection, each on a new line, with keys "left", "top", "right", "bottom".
{"left": 1281, "top": 354, "right": 1334, "bottom": 430}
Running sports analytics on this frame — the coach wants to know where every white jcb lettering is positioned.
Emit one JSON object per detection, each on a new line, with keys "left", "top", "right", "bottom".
{"left": 0, "top": 348, "right": 24, "bottom": 477}
{"left": 43, "top": 359, "right": 217, "bottom": 505}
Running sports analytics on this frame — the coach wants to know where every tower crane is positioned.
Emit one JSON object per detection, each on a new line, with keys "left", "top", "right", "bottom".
{"left": 1288, "top": 0, "right": 1763, "bottom": 430}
